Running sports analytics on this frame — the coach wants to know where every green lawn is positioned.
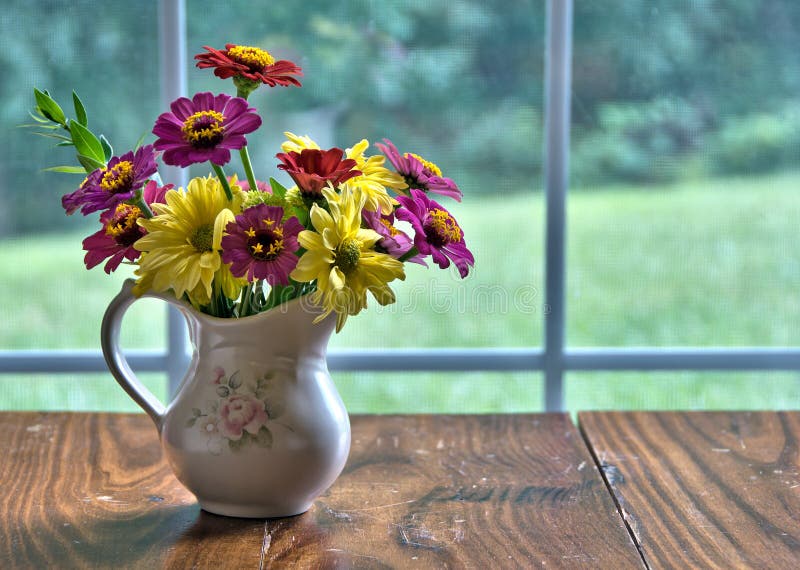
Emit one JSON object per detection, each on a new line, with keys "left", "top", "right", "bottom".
{"left": 2, "top": 172, "right": 799, "bottom": 412}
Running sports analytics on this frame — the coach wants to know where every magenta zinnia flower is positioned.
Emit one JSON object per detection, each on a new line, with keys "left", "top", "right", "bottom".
{"left": 362, "top": 209, "right": 424, "bottom": 265}
{"left": 237, "top": 178, "right": 271, "bottom": 193}
{"left": 152, "top": 92, "right": 261, "bottom": 167}
{"left": 221, "top": 204, "right": 303, "bottom": 284}
{"left": 375, "top": 139, "right": 462, "bottom": 202}
{"left": 396, "top": 189, "right": 474, "bottom": 278}
{"left": 276, "top": 148, "right": 361, "bottom": 198}
{"left": 82, "top": 180, "right": 171, "bottom": 273}
{"left": 62, "top": 145, "right": 158, "bottom": 216}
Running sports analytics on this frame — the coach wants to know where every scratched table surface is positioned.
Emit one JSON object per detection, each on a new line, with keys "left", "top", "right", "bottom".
{"left": 579, "top": 411, "right": 800, "bottom": 569}
{"left": 1, "top": 412, "right": 798, "bottom": 568}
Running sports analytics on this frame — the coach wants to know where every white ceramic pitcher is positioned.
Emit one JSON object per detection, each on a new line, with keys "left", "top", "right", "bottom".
{"left": 101, "top": 279, "right": 351, "bottom": 518}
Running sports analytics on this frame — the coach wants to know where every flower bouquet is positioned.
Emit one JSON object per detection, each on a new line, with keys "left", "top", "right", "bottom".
{"left": 28, "top": 44, "right": 476, "bottom": 517}
{"left": 30, "top": 43, "right": 474, "bottom": 332}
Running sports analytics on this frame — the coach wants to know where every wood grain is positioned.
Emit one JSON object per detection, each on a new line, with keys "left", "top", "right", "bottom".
{"left": 0, "top": 412, "right": 265, "bottom": 569}
{"left": 262, "top": 414, "right": 643, "bottom": 568}
{"left": 0, "top": 412, "right": 643, "bottom": 568}
{"left": 579, "top": 411, "right": 800, "bottom": 569}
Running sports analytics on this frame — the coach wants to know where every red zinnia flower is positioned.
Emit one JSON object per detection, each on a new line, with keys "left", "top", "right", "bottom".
{"left": 195, "top": 44, "right": 303, "bottom": 88}
{"left": 276, "top": 148, "right": 361, "bottom": 198}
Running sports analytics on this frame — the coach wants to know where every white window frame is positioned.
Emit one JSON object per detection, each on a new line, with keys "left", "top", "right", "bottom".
{"left": 2, "top": 0, "right": 800, "bottom": 411}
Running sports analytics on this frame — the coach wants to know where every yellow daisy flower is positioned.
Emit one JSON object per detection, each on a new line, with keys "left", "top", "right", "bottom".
{"left": 133, "top": 176, "right": 244, "bottom": 307}
{"left": 281, "top": 132, "right": 406, "bottom": 214}
{"left": 289, "top": 186, "right": 405, "bottom": 332}
{"left": 281, "top": 131, "right": 320, "bottom": 153}
{"left": 345, "top": 139, "right": 405, "bottom": 214}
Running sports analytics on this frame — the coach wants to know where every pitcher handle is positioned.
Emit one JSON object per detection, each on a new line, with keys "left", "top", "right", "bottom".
{"left": 101, "top": 278, "right": 192, "bottom": 431}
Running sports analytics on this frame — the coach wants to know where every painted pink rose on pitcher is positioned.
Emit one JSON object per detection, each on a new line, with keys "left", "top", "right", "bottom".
{"left": 218, "top": 395, "right": 269, "bottom": 440}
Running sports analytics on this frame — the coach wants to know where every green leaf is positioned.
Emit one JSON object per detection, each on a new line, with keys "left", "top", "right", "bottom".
{"left": 32, "top": 131, "right": 72, "bottom": 142}
{"left": 27, "top": 123, "right": 61, "bottom": 131}
{"left": 269, "top": 177, "right": 287, "bottom": 198}
{"left": 254, "top": 427, "right": 273, "bottom": 448}
{"left": 27, "top": 111, "right": 52, "bottom": 124}
{"left": 264, "top": 399, "right": 285, "bottom": 419}
{"left": 72, "top": 91, "right": 88, "bottom": 126}
{"left": 134, "top": 131, "right": 148, "bottom": 150}
{"left": 185, "top": 417, "right": 197, "bottom": 428}
{"left": 228, "top": 371, "right": 242, "bottom": 389}
{"left": 216, "top": 385, "right": 230, "bottom": 398}
{"left": 100, "top": 135, "right": 113, "bottom": 161}
{"left": 191, "top": 408, "right": 202, "bottom": 417}
{"left": 76, "top": 153, "right": 105, "bottom": 172}
{"left": 228, "top": 432, "right": 250, "bottom": 452}
{"left": 292, "top": 206, "right": 309, "bottom": 227}
{"left": 43, "top": 165, "right": 87, "bottom": 174}
{"left": 69, "top": 120, "right": 105, "bottom": 163}
{"left": 34, "top": 88, "right": 66, "bottom": 125}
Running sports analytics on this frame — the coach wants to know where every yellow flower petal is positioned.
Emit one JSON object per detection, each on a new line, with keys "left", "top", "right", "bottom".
{"left": 132, "top": 175, "right": 240, "bottom": 310}
{"left": 281, "top": 131, "right": 320, "bottom": 154}
{"left": 329, "top": 266, "right": 346, "bottom": 291}
{"left": 309, "top": 203, "right": 335, "bottom": 233}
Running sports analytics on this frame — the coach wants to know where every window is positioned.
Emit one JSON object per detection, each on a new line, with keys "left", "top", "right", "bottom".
{"left": 2, "top": 0, "right": 798, "bottom": 413}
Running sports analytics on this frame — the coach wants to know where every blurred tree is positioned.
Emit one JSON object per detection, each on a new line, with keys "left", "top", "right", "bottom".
{"left": 2, "top": 0, "right": 799, "bottom": 235}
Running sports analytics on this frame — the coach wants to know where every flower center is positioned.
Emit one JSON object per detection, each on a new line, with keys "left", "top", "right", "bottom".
{"left": 379, "top": 218, "right": 400, "bottom": 237}
{"left": 182, "top": 110, "right": 225, "bottom": 148}
{"left": 246, "top": 223, "right": 284, "bottom": 261}
{"left": 335, "top": 238, "right": 361, "bottom": 274}
{"left": 406, "top": 152, "right": 443, "bottom": 177}
{"left": 228, "top": 45, "right": 275, "bottom": 70}
{"left": 100, "top": 161, "right": 134, "bottom": 194}
{"left": 105, "top": 203, "right": 143, "bottom": 246}
{"left": 189, "top": 224, "right": 215, "bottom": 252}
{"left": 423, "top": 209, "right": 461, "bottom": 247}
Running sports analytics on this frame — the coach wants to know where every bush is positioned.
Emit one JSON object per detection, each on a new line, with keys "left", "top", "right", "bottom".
{"left": 571, "top": 97, "right": 708, "bottom": 186}
{"left": 711, "top": 104, "right": 800, "bottom": 174}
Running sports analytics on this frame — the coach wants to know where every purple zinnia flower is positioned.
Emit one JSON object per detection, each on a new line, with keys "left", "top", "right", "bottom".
{"left": 82, "top": 180, "right": 172, "bottom": 273}
{"left": 375, "top": 138, "right": 462, "bottom": 202}
{"left": 221, "top": 204, "right": 303, "bottom": 284}
{"left": 62, "top": 145, "right": 158, "bottom": 216}
{"left": 362, "top": 209, "right": 425, "bottom": 265}
{"left": 396, "top": 189, "right": 474, "bottom": 278}
{"left": 152, "top": 92, "right": 261, "bottom": 167}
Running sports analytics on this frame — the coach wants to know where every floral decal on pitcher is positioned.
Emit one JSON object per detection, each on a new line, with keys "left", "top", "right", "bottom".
{"left": 186, "top": 367, "right": 288, "bottom": 455}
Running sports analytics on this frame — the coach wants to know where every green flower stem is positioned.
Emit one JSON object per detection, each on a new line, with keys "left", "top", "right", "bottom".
{"left": 131, "top": 195, "right": 154, "bottom": 219}
{"left": 235, "top": 80, "right": 259, "bottom": 100}
{"left": 211, "top": 163, "right": 234, "bottom": 201}
{"left": 237, "top": 283, "right": 252, "bottom": 318}
{"left": 264, "top": 282, "right": 302, "bottom": 311}
{"left": 398, "top": 246, "right": 419, "bottom": 263}
{"left": 263, "top": 285, "right": 283, "bottom": 311}
{"left": 239, "top": 146, "right": 258, "bottom": 192}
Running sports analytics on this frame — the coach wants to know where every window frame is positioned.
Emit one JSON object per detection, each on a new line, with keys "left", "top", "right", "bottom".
{"left": 2, "top": 0, "right": 799, "bottom": 411}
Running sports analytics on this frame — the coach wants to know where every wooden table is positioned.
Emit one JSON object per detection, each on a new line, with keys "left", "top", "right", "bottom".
{"left": 0, "top": 412, "right": 798, "bottom": 568}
